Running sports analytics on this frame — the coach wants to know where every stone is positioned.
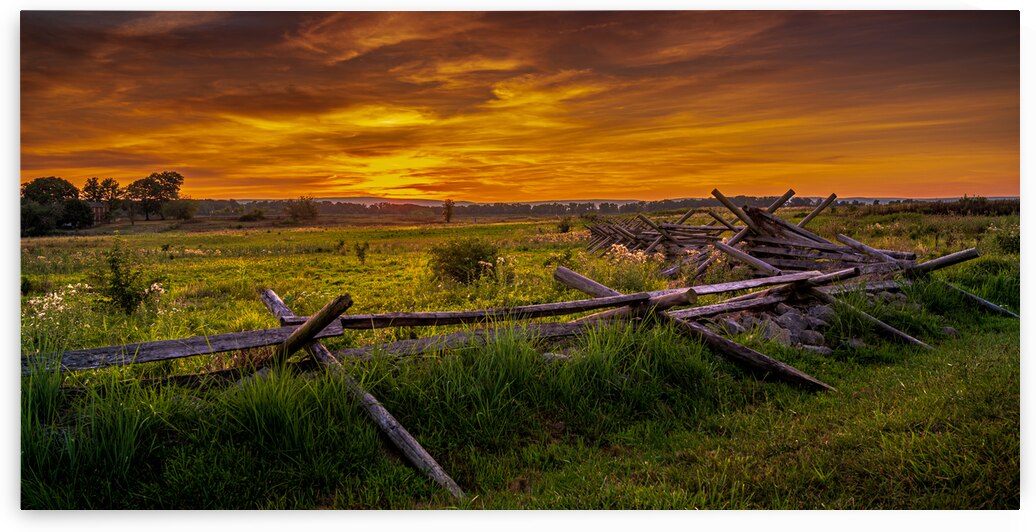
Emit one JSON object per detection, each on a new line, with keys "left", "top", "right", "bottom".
{"left": 806, "top": 316, "right": 829, "bottom": 329}
{"left": 808, "top": 304, "right": 836, "bottom": 322}
{"left": 846, "top": 338, "right": 868, "bottom": 350}
{"left": 761, "top": 321, "right": 793, "bottom": 346}
{"left": 774, "top": 311, "right": 807, "bottom": 336}
{"left": 940, "top": 326, "right": 960, "bottom": 338}
{"left": 800, "top": 345, "right": 833, "bottom": 356}
{"left": 717, "top": 319, "right": 745, "bottom": 336}
{"left": 742, "top": 314, "right": 768, "bottom": 331}
{"left": 542, "top": 352, "right": 571, "bottom": 363}
{"left": 799, "top": 329, "right": 826, "bottom": 346}
{"left": 776, "top": 302, "right": 796, "bottom": 315}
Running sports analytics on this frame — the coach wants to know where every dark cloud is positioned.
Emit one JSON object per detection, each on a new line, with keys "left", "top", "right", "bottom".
{"left": 20, "top": 11, "right": 1019, "bottom": 200}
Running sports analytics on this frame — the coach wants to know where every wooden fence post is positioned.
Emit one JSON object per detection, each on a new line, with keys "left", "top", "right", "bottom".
{"left": 260, "top": 289, "right": 466, "bottom": 500}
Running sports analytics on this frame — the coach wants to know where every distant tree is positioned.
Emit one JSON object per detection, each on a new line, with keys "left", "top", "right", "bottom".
{"left": 152, "top": 171, "right": 185, "bottom": 202}
{"left": 82, "top": 177, "right": 104, "bottom": 202}
{"left": 285, "top": 195, "right": 319, "bottom": 222}
{"left": 442, "top": 199, "right": 455, "bottom": 223}
{"left": 20, "top": 200, "right": 63, "bottom": 236}
{"left": 126, "top": 171, "right": 184, "bottom": 220}
{"left": 60, "top": 199, "right": 94, "bottom": 229}
{"left": 20, "top": 176, "right": 92, "bottom": 235}
{"left": 98, "top": 178, "right": 122, "bottom": 212}
{"left": 82, "top": 177, "right": 122, "bottom": 222}
{"left": 21, "top": 176, "right": 79, "bottom": 204}
{"left": 126, "top": 178, "right": 163, "bottom": 221}
{"left": 162, "top": 199, "right": 197, "bottom": 220}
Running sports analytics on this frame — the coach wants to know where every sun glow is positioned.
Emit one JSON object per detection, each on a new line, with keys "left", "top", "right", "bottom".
{"left": 21, "top": 11, "right": 1018, "bottom": 200}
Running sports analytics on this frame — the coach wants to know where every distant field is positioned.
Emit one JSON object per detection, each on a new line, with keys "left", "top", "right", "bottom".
{"left": 20, "top": 207, "right": 1019, "bottom": 509}
{"left": 73, "top": 211, "right": 561, "bottom": 236}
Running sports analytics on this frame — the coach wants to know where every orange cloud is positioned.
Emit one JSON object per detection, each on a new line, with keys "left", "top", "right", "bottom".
{"left": 20, "top": 11, "right": 1019, "bottom": 201}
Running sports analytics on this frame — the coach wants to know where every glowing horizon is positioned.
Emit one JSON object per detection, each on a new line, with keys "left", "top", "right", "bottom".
{"left": 21, "top": 11, "right": 1019, "bottom": 202}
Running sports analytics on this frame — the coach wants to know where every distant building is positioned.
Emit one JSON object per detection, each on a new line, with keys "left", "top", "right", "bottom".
{"left": 86, "top": 201, "right": 109, "bottom": 224}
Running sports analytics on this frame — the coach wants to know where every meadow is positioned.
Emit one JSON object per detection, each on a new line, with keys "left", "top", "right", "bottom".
{"left": 19, "top": 205, "right": 1020, "bottom": 509}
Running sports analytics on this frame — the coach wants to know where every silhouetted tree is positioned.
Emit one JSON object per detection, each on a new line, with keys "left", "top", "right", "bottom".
{"left": 126, "top": 171, "right": 184, "bottom": 220}
{"left": 60, "top": 198, "right": 94, "bottom": 229}
{"left": 20, "top": 176, "right": 94, "bottom": 235}
{"left": 82, "top": 177, "right": 122, "bottom": 222}
{"left": 21, "top": 176, "right": 79, "bottom": 204}
{"left": 126, "top": 178, "right": 163, "bottom": 221}
{"left": 442, "top": 199, "right": 455, "bottom": 223}
{"left": 98, "top": 178, "right": 122, "bottom": 217}
{"left": 285, "top": 195, "right": 319, "bottom": 222}
{"left": 20, "top": 200, "right": 63, "bottom": 236}
{"left": 82, "top": 177, "right": 104, "bottom": 202}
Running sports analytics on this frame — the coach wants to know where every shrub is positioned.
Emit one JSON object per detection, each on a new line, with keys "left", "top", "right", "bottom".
{"left": 582, "top": 244, "right": 668, "bottom": 293}
{"left": 161, "top": 199, "right": 197, "bottom": 221}
{"left": 285, "top": 196, "right": 319, "bottom": 222}
{"left": 991, "top": 225, "right": 1020, "bottom": 254}
{"left": 353, "top": 241, "right": 370, "bottom": 265}
{"left": 96, "top": 239, "right": 163, "bottom": 314}
{"left": 557, "top": 217, "right": 572, "bottom": 233}
{"left": 238, "top": 209, "right": 265, "bottom": 222}
{"left": 542, "top": 249, "right": 574, "bottom": 267}
{"left": 428, "top": 238, "right": 499, "bottom": 284}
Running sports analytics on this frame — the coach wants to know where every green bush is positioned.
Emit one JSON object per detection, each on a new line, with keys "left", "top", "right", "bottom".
{"left": 353, "top": 241, "right": 370, "bottom": 265}
{"left": 557, "top": 217, "right": 572, "bottom": 233}
{"left": 96, "top": 239, "right": 163, "bottom": 314}
{"left": 992, "top": 226, "right": 1020, "bottom": 254}
{"left": 428, "top": 238, "right": 499, "bottom": 284}
{"left": 238, "top": 209, "right": 265, "bottom": 222}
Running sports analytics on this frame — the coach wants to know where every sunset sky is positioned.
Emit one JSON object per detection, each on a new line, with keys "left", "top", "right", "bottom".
{"left": 20, "top": 11, "right": 1019, "bottom": 201}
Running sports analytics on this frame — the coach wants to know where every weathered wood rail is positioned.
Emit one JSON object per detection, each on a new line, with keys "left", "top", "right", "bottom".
{"left": 279, "top": 292, "right": 653, "bottom": 329}
{"left": 552, "top": 266, "right": 835, "bottom": 392}
{"left": 260, "top": 289, "right": 466, "bottom": 500}
{"left": 23, "top": 292, "right": 656, "bottom": 373}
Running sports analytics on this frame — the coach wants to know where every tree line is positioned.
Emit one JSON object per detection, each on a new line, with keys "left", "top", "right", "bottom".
{"left": 197, "top": 194, "right": 825, "bottom": 220}
{"left": 20, "top": 171, "right": 189, "bottom": 236}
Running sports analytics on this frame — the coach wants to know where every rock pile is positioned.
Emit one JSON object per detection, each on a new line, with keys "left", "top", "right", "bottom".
{"left": 712, "top": 289, "right": 919, "bottom": 355}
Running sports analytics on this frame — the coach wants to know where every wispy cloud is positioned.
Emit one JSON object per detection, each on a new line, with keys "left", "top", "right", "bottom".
{"left": 20, "top": 11, "right": 1019, "bottom": 200}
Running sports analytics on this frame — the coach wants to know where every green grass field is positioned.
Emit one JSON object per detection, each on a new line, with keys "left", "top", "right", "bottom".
{"left": 19, "top": 207, "right": 1020, "bottom": 509}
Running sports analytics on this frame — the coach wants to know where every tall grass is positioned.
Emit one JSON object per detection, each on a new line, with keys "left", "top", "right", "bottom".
{"left": 20, "top": 209, "right": 1019, "bottom": 509}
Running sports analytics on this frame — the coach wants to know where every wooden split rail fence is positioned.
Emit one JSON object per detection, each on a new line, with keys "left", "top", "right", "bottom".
{"left": 588, "top": 187, "right": 1017, "bottom": 319}
{"left": 22, "top": 186, "right": 1017, "bottom": 501}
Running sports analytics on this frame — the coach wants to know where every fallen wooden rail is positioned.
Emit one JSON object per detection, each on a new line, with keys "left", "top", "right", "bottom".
{"left": 260, "top": 289, "right": 466, "bottom": 500}
{"left": 279, "top": 293, "right": 653, "bottom": 329}
{"left": 333, "top": 322, "right": 596, "bottom": 361}
{"left": 553, "top": 266, "right": 835, "bottom": 392}
{"left": 22, "top": 321, "right": 347, "bottom": 374}
{"left": 275, "top": 294, "right": 353, "bottom": 365}
{"left": 25, "top": 291, "right": 656, "bottom": 374}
